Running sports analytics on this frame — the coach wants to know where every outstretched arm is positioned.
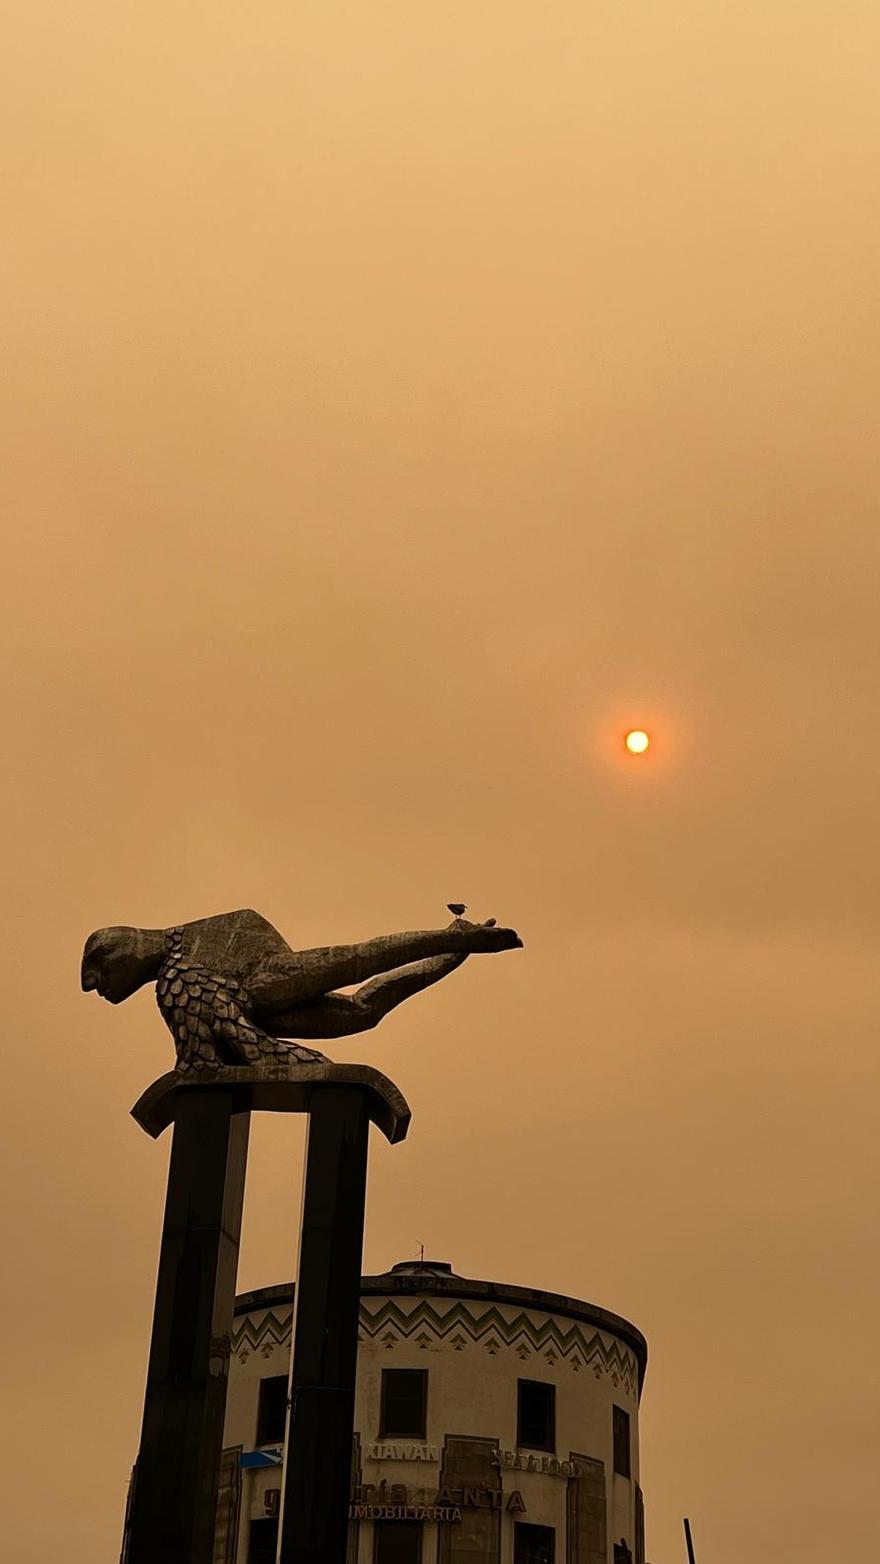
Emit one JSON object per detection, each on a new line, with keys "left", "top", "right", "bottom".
{"left": 266, "top": 952, "right": 470, "bottom": 1040}
{"left": 250, "top": 916, "right": 521, "bottom": 1017}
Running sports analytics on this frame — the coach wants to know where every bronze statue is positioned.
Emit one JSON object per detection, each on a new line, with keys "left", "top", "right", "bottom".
{"left": 81, "top": 908, "right": 522, "bottom": 1073}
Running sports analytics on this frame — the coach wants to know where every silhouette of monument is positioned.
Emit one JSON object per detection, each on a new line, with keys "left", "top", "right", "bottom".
{"left": 83, "top": 907, "right": 522, "bottom": 1564}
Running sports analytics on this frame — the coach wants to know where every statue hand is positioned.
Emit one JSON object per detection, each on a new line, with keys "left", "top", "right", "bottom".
{"left": 449, "top": 916, "right": 523, "bottom": 952}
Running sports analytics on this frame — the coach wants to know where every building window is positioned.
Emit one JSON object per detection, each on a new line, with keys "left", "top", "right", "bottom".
{"left": 247, "top": 1518, "right": 278, "bottom": 1564}
{"left": 514, "top": 1522, "right": 556, "bottom": 1564}
{"left": 256, "top": 1375, "right": 288, "bottom": 1446}
{"left": 517, "top": 1379, "right": 556, "bottom": 1452}
{"left": 373, "top": 1519, "right": 423, "bottom": 1563}
{"left": 613, "top": 1405, "right": 631, "bottom": 1478}
{"left": 379, "top": 1369, "right": 428, "bottom": 1439}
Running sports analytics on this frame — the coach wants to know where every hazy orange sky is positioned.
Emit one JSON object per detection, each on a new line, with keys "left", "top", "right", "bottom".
{"left": 2, "top": 4, "right": 879, "bottom": 1560}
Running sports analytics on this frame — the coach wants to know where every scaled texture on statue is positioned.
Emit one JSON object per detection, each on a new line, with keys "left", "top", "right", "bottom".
{"left": 154, "top": 926, "right": 321, "bottom": 1072}
{"left": 81, "top": 907, "right": 522, "bottom": 1074}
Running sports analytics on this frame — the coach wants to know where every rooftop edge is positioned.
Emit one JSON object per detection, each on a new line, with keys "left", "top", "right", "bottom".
{"left": 233, "top": 1266, "right": 648, "bottom": 1393}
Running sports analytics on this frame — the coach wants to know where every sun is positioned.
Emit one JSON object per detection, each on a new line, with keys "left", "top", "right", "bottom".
{"left": 624, "top": 729, "right": 650, "bottom": 755}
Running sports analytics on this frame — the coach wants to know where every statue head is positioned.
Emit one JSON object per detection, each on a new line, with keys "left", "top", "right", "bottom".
{"left": 81, "top": 925, "right": 164, "bottom": 1004}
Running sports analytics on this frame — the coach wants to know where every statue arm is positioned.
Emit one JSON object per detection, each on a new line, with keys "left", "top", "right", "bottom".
{"left": 263, "top": 955, "right": 469, "bottom": 1040}
{"left": 249, "top": 919, "right": 521, "bottom": 1016}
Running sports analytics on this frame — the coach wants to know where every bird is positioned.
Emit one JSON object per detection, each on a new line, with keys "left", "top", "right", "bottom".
{"left": 447, "top": 903, "right": 467, "bottom": 917}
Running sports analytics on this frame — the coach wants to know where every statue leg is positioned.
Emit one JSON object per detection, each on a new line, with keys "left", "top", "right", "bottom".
{"left": 251, "top": 920, "right": 520, "bottom": 1016}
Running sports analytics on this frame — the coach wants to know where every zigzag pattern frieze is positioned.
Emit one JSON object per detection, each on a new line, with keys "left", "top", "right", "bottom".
{"left": 359, "top": 1299, "right": 638, "bottom": 1395}
{"left": 233, "top": 1300, "right": 637, "bottom": 1395}
{"left": 233, "top": 1310, "right": 292, "bottom": 1356}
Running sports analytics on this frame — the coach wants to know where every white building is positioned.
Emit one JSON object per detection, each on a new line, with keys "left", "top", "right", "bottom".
{"left": 216, "top": 1259, "right": 647, "bottom": 1564}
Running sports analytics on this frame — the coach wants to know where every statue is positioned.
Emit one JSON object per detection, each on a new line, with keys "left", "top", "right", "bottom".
{"left": 81, "top": 907, "right": 523, "bottom": 1074}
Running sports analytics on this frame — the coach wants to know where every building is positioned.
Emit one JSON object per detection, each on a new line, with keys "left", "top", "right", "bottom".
{"left": 217, "top": 1258, "right": 647, "bottom": 1564}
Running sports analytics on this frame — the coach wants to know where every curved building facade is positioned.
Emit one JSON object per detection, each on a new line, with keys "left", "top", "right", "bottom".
{"left": 216, "top": 1260, "right": 647, "bottom": 1564}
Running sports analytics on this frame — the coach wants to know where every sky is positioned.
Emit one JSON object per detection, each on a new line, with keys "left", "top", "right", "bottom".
{"left": 2, "top": 3, "right": 879, "bottom": 1560}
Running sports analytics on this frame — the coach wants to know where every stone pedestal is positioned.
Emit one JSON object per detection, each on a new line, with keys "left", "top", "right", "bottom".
{"left": 126, "top": 1063, "right": 410, "bottom": 1564}
{"left": 126, "top": 1088, "right": 249, "bottom": 1564}
{"left": 279, "top": 1087, "right": 372, "bottom": 1563}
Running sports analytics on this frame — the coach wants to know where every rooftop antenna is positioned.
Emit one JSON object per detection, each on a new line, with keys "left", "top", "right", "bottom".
{"left": 683, "top": 1518, "right": 697, "bottom": 1564}
{"left": 417, "top": 1242, "right": 425, "bottom": 1263}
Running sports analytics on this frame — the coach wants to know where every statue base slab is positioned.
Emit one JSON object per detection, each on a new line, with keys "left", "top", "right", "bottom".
{"left": 131, "top": 1060, "right": 411, "bottom": 1144}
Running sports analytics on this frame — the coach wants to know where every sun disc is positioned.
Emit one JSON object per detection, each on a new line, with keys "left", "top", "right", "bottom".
{"left": 624, "top": 729, "right": 650, "bottom": 754}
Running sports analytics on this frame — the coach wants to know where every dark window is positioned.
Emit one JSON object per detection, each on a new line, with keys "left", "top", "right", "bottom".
{"left": 517, "top": 1379, "right": 556, "bottom": 1452}
{"left": 373, "top": 1519, "right": 423, "bottom": 1563}
{"left": 247, "top": 1518, "right": 278, "bottom": 1564}
{"left": 613, "top": 1405, "right": 631, "bottom": 1478}
{"left": 515, "top": 1522, "right": 556, "bottom": 1564}
{"left": 379, "top": 1369, "right": 428, "bottom": 1439}
{"left": 256, "top": 1375, "right": 288, "bottom": 1446}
